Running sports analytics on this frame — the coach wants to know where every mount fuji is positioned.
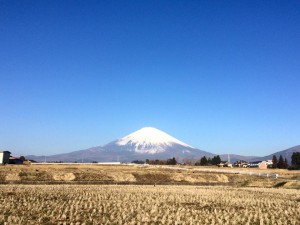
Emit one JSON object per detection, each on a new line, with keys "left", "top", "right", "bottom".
{"left": 27, "top": 127, "right": 214, "bottom": 162}
{"left": 107, "top": 127, "right": 195, "bottom": 154}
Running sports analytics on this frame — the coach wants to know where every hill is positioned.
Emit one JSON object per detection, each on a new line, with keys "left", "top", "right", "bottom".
{"left": 252, "top": 145, "right": 300, "bottom": 163}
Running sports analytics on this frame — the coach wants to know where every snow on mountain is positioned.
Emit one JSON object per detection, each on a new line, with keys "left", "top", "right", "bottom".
{"left": 116, "top": 127, "right": 193, "bottom": 154}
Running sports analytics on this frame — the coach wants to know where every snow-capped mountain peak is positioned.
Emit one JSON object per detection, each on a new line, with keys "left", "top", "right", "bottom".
{"left": 27, "top": 127, "right": 215, "bottom": 162}
{"left": 116, "top": 127, "right": 193, "bottom": 154}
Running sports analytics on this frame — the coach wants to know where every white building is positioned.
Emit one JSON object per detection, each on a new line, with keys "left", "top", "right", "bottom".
{"left": 0, "top": 151, "right": 11, "bottom": 164}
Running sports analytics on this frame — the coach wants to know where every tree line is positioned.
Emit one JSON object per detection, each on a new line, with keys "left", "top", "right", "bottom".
{"left": 271, "top": 155, "right": 288, "bottom": 169}
{"left": 195, "top": 155, "right": 221, "bottom": 166}
{"left": 132, "top": 152, "right": 300, "bottom": 169}
{"left": 133, "top": 158, "right": 178, "bottom": 165}
{"left": 272, "top": 152, "right": 300, "bottom": 170}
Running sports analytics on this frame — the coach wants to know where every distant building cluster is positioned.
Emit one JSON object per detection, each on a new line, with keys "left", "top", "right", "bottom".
{"left": 197, "top": 155, "right": 274, "bottom": 170}
{"left": 234, "top": 160, "right": 273, "bottom": 169}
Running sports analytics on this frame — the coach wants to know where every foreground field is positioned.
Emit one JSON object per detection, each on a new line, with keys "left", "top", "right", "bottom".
{"left": 0, "top": 185, "right": 299, "bottom": 225}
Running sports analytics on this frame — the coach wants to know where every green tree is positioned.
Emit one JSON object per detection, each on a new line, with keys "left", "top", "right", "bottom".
{"left": 211, "top": 157, "right": 216, "bottom": 165}
{"left": 272, "top": 155, "right": 278, "bottom": 168}
{"left": 277, "top": 155, "right": 285, "bottom": 169}
{"left": 200, "top": 156, "right": 208, "bottom": 166}
{"left": 211, "top": 155, "right": 221, "bottom": 165}
{"left": 131, "top": 160, "right": 145, "bottom": 164}
{"left": 207, "top": 157, "right": 212, "bottom": 165}
{"left": 291, "top": 152, "right": 300, "bottom": 166}
{"left": 166, "top": 157, "right": 177, "bottom": 165}
{"left": 283, "top": 158, "right": 288, "bottom": 169}
{"left": 215, "top": 155, "right": 221, "bottom": 165}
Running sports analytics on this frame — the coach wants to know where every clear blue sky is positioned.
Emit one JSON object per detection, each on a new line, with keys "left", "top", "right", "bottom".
{"left": 1, "top": 0, "right": 299, "bottom": 156}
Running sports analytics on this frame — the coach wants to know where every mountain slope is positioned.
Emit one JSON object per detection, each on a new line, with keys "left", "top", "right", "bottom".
{"left": 252, "top": 145, "right": 300, "bottom": 163}
{"left": 27, "top": 127, "right": 214, "bottom": 162}
{"left": 26, "top": 127, "right": 300, "bottom": 163}
{"left": 220, "top": 154, "right": 258, "bottom": 163}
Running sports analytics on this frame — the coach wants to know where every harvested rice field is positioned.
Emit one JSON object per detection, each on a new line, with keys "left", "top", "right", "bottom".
{"left": 0, "top": 184, "right": 299, "bottom": 225}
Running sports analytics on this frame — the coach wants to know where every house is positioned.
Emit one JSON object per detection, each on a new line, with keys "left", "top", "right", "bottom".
{"left": 258, "top": 160, "right": 272, "bottom": 169}
{"left": 218, "top": 161, "right": 233, "bottom": 168}
{"left": 248, "top": 160, "right": 272, "bottom": 169}
{"left": 0, "top": 151, "right": 11, "bottom": 164}
{"left": 9, "top": 156, "right": 24, "bottom": 164}
{"left": 234, "top": 160, "right": 248, "bottom": 167}
{"left": 258, "top": 161, "right": 268, "bottom": 170}
{"left": 248, "top": 161, "right": 261, "bottom": 168}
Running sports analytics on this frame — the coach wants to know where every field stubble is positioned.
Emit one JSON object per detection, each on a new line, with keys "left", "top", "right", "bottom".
{"left": 0, "top": 184, "right": 299, "bottom": 225}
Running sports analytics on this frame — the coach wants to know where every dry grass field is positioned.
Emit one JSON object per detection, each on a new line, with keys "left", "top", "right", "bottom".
{"left": 0, "top": 164, "right": 299, "bottom": 188}
{"left": 0, "top": 184, "right": 299, "bottom": 225}
{"left": 0, "top": 164, "right": 299, "bottom": 224}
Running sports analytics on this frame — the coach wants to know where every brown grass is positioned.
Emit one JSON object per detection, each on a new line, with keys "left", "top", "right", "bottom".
{"left": 0, "top": 185, "right": 299, "bottom": 224}
{"left": 0, "top": 164, "right": 298, "bottom": 188}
